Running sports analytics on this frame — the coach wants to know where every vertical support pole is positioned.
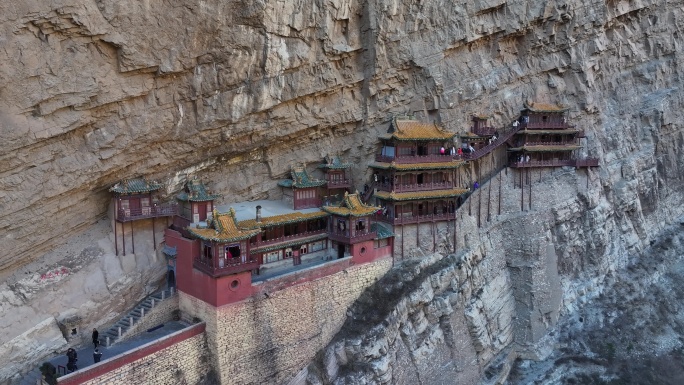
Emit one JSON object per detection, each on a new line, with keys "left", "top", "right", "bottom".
{"left": 106, "top": 336, "right": 110, "bottom": 347}
{"left": 162, "top": 291, "right": 166, "bottom": 300}
{"left": 114, "top": 219, "right": 118, "bottom": 256}
{"left": 122, "top": 221, "right": 126, "bottom": 256}
{"left": 129, "top": 317, "right": 133, "bottom": 327}
{"left": 520, "top": 170, "right": 524, "bottom": 211}
{"left": 529, "top": 168, "right": 532, "bottom": 210}
{"left": 401, "top": 225, "right": 405, "bottom": 260}
{"left": 141, "top": 307, "right": 145, "bottom": 318}
{"left": 477, "top": 186, "right": 481, "bottom": 228}
{"left": 432, "top": 222, "right": 436, "bottom": 252}
{"left": 118, "top": 327, "right": 122, "bottom": 337}
{"left": 151, "top": 298, "right": 155, "bottom": 308}
{"left": 487, "top": 176, "right": 492, "bottom": 222}
{"left": 498, "top": 171, "right": 502, "bottom": 216}
{"left": 130, "top": 222, "right": 135, "bottom": 254}
{"left": 170, "top": 287, "right": 175, "bottom": 296}
{"left": 152, "top": 217, "right": 156, "bottom": 250}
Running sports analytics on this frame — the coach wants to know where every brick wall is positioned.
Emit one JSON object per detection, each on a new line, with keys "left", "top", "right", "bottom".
{"left": 179, "top": 257, "right": 392, "bottom": 385}
{"left": 58, "top": 323, "right": 210, "bottom": 385}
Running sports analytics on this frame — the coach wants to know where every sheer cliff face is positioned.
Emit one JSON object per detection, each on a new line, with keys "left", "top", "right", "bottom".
{"left": 1, "top": 0, "right": 684, "bottom": 381}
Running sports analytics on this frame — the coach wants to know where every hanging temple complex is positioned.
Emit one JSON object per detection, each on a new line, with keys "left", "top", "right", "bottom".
{"left": 59, "top": 102, "right": 599, "bottom": 384}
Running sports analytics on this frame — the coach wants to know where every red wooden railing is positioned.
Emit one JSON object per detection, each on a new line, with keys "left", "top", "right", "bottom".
{"left": 326, "top": 178, "right": 351, "bottom": 187}
{"left": 375, "top": 153, "right": 455, "bottom": 164}
{"left": 510, "top": 160, "right": 576, "bottom": 168}
{"left": 379, "top": 212, "right": 456, "bottom": 225}
{"left": 377, "top": 181, "right": 454, "bottom": 193}
{"left": 327, "top": 231, "right": 377, "bottom": 244}
{"left": 525, "top": 122, "right": 572, "bottom": 129}
{"left": 575, "top": 158, "right": 599, "bottom": 167}
{"left": 250, "top": 229, "right": 327, "bottom": 249}
{"left": 521, "top": 141, "right": 578, "bottom": 146}
{"left": 193, "top": 256, "right": 258, "bottom": 277}
{"left": 116, "top": 203, "right": 178, "bottom": 222}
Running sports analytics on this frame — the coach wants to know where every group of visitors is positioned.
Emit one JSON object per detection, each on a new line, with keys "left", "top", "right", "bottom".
{"left": 64, "top": 328, "right": 103, "bottom": 373}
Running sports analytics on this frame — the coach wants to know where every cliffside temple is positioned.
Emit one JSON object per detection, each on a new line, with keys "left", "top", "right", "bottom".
{"left": 3, "top": 2, "right": 684, "bottom": 382}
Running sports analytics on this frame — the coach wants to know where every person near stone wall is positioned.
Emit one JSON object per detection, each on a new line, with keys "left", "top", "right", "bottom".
{"left": 92, "top": 328, "right": 99, "bottom": 348}
{"left": 66, "top": 348, "right": 78, "bottom": 372}
{"left": 93, "top": 349, "right": 102, "bottom": 363}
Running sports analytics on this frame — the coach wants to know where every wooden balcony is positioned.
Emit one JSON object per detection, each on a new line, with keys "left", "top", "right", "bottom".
{"left": 326, "top": 178, "right": 351, "bottom": 188}
{"left": 116, "top": 202, "right": 178, "bottom": 222}
{"left": 328, "top": 230, "right": 377, "bottom": 244}
{"left": 377, "top": 181, "right": 454, "bottom": 193}
{"left": 250, "top": 229, "right": 327, "bottom": 249}
{"left": 509, "top": 160, "right": 576, "bottom": 168}
{"left": 193, "top": 256, "right": 259, "bottom": 277}
{"left": 524, "top": 122, "right": 572, "bottom": 129}
{"left": 471, "top": 126, "right": 496, "bottom": 137}
{"left": 520, "top": 141, "right": 579, "bottom": 146}
{"left": 375, "top": 154, "right": 456, "bottom": 164}
{"left": 379, "top": 212, "right": 456, "bottom": 225}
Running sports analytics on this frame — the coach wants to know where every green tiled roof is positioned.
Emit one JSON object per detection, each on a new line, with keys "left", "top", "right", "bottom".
{"left": 110, "top": 178, "right": 162, "bottom": 194}
{"left": 250, "top": 233, "right": 328, "bottom": 254}
{"left": 278, "top": 166, "right": 326, "bottom": 188}
{"left": 318, "top": 155, "right": 352, "bottom": 170}
{"left": 177, "top": 179, "right": 221, "bottom": 202}
{"left": 371, "top": 223, "right": 394, "bottom": 240}
{"left": 322, "top": 192, "right": 379, "bottom": 217}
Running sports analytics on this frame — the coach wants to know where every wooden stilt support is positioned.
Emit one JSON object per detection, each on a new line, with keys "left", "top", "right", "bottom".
{"left": 529, "top": 168, "right": 532, "bottom": 210}
{"left": 416, "top": 223, "right": 419, "bottom": 251}
{"left": 520, "top": 170, "right": 524, "bottom": 211}
{"left": 487, "top": 176, "right": 491, "bottom": 222}
{"left": 401, "top": 225, "right": 405, "bottom": 260}
{"left": 122, "top": 221, "right": 126, "bottom": 256}
{"left": 477, "top": 187, "right": 481, "bottom": 228}
{"left": 498, "top": 171, "right": 502, "bottom": 216}
{"left": 432, "top": 222, "right": 436, "bottom": 252}
{"left": 114, "top": 220, "right": 119, "bottom": 256}
{"left": 131, "top": 222, "right": 135, "bottom": 254}
{"left": 152, "top": 217, "right": 156, "bottom": 250}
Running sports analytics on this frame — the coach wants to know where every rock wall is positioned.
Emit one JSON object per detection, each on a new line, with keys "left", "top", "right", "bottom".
{"left": 179, "top": 257, "right": 392, "bottom": 385}
{"left": 2, "top": 0, "right": 684, "bottom": 383}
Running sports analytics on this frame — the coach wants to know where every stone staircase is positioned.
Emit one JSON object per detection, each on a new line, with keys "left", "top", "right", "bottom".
{"left": 101, "top": 287, "right": 176, "bottom": 347}
{"left": 18, "top": 288, "right": 176, "bottom": 385}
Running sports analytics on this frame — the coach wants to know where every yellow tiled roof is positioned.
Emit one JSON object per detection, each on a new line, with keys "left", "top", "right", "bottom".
{"left": 188, "top": 209, "right": 260, "bottom": 242}
{"left": 322, "top": 192, "right": 379, "bottom": 217}
{"left": 380, "top": 118, "right": 455, "bottom": 141}
{"left": 369, "top": 161, "right": 465, "bottom": 171}
{"left": 374, "top": 188, "right": 469, "bottom": 202}
{"left": 524, "top": 102, "right": 569, "bottom": 112}
{"left": 238, "top": 211, "right": 328, "bottom": 230}
{"left": 509, "top": 145, "right": 582, "bottom": 152}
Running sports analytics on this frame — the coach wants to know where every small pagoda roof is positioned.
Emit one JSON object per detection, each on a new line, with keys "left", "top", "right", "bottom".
{"left": 187, "top": 208, "right": 260, "bottom": 243}
{"left": 369, "top": 160, "right": 465, "bottom": 171}
{"left": 371, "top": 222, "right": 394, "bottom": 240}
{"left": 251, "top": 233, "right": 328, "bottom": 254}
{"left": 523, "top": 102, "right": 569, "bottom": 113}
{"left": 177, "top": 179, "right": 221, "bottom": 202}
{"left": 318, "top": 155, "right": 352, "bottom": 170}
{"left": 472, "top": 114, "right": 491, "bottom": 120}
{"left": 322, "top": 192, "right": 379, "bottom": 217}
{"left": 238, "top": 210, "right": 328, "bottom": 230}
{"left": 508, "top": 145, "right": 582, "bottom": 152}
{"left": 516, "top": 129, "right": 579, "bottom": 135}
{"left": 109, "top": 178, "right": 162, "bottom": 195}
{"left": 374, "top": 188, "right": 468, "bottom": 202}
{"left": 278, "top": 165, "right": 327, "bottom": 188}
{"left": 379, "top": 117, "right": 454, "bottom": 141}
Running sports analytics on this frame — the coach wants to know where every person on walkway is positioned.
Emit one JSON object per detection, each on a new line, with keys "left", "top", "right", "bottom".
{"left": 513, "top": 120, "right": 519, "bottom": 128}
{"left": 525, "top": 155, "right": 530, "bottom": 163}
{"left": 473, "top": 181, "right": 479, "bottom": 189}
{"left": 92, "top": 328, "right": 99, "bottom": 348}
{"left": 66, "top": 348, "right": 78, "bottom": 372}
{"left": 457, "top": 147, "right": 463, "bottom": 157}
{"left": 93, "top": 349, "right": 103, "bottom": 363}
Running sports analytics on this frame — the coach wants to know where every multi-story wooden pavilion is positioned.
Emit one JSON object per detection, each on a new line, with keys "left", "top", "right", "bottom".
{"left": 370, "top": 117, "right": 469, "bottom": 224}
{"left": 110, "top": 177, "right": 178, "bottom": 255}
{"left": 186, "top": 208, "right": 261, "bottom": 277}
{"left": 318, "top": 155, "right": 352, "bottom": 205}
{"left": 460, "top": 115, "right": 497, "bottom": 154}
{"left": 509, "top": 102, "right": 599, "bottom": 168}
{"left": 176, "top": 178, "right": 220, "bottom": 225}
{"left": 278, "top": 165, "right": 327, "bottom": 209}
{"left": 323, "top": 192, "right": 382, "bottom": 260}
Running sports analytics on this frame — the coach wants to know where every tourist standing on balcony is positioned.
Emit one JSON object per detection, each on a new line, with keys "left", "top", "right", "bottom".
{"left": 440, "top": 146, "right": 445, "bottom": 155}
{"left": 457, "top": 147, "right": 463, "bottom": 157}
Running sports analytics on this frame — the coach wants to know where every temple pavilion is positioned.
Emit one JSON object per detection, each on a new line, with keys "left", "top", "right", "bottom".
{"left": 370, "top": 117, "right": 468, "bottom": 224}
{"left": 509, "top": 102, "right": 599, "bottom": 168}
{"left": 278, "top": 165, "right": 327, "bottom": 209}
{"left": 110, "top": 177, "right": 178, "bottom": 255}
{"left": 318, "top": 155, "right": 352, "bottom": 205}
{"left": 459, "top": 115, "right": 497, "bottom": 155}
